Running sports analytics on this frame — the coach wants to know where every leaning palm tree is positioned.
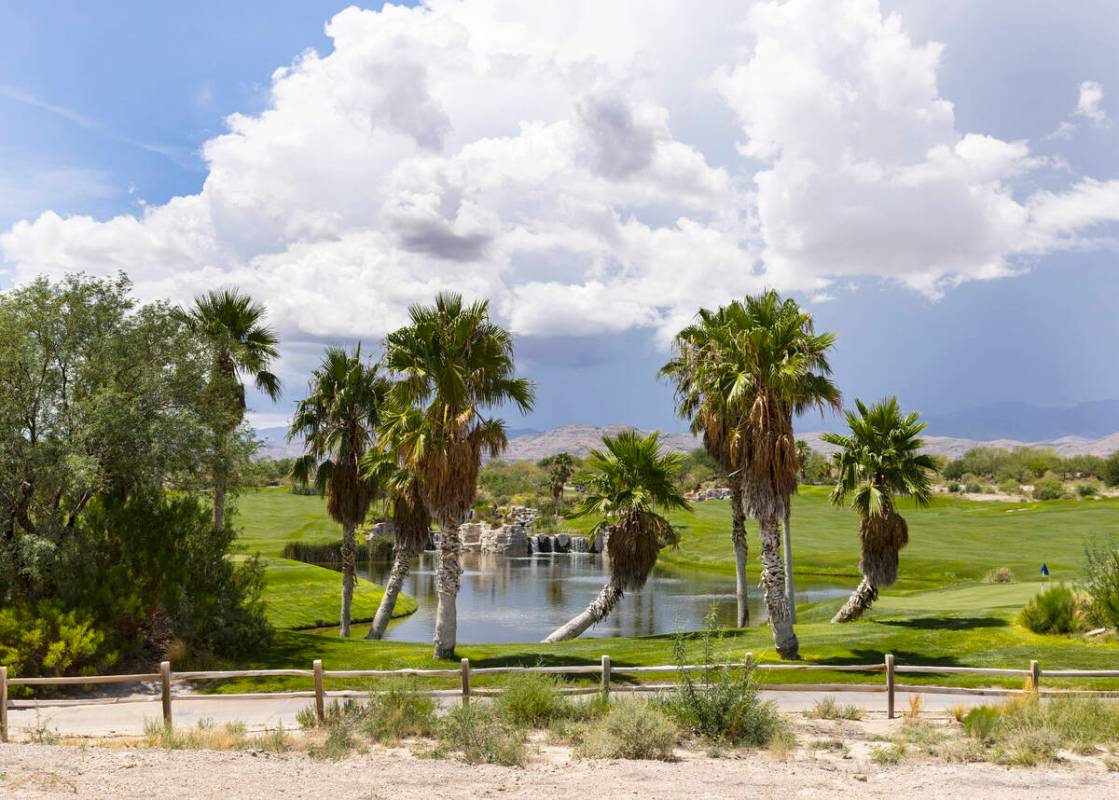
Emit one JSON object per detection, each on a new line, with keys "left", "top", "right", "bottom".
{"left": 661, "top": 305, "right": 753, "bottom": 627}
{"left": 543, "top": 430, "right": 689, "bottom": 642}
{"left": 289, "top": 345, "right": 391, "bottom": 637}
{"left": 382, "top": 293, "right": 534, "bottom": 659}
{"left": 823, "top": 397, "right": 936, "bottom": 622}
{"left": 725, "top": 291, "right": 840, "bottom": 658}
{"left": 185, "top": 289, "right": 281, "bottom": 530}
{"left": 539, "top": 452, "right": 575, "bottom": 502}
{"left": 362, "top": 411, "right": 433, "bottom": 640}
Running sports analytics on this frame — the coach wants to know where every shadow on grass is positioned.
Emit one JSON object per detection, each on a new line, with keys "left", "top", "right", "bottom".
{"left": 878, "top": 616, "right": 1008, "bottom": 631}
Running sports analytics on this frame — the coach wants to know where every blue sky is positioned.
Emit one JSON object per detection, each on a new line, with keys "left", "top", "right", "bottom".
{"left": 2, "top": 1, "right": 1117, "bottom": 433}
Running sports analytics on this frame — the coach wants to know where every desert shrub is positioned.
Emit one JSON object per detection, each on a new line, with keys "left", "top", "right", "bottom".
{"left": 0, "top": 601, "right": 113, "bottom": 696}
{"left": 1104, "top": 451, "right": 1119, "bottom": 487}
{"left": 1019, "top": 584, "right": 1080, "bottom": 634}
{"left": 361, "top": 688, "right": 437, "bottom": 742}
{"left": 496, "top": 672, "right": 570, "bottom": 727}
{"left": 940, "top": 737, "right": 987, "bottom": 763}
{"left": 296, "top": 705, "right": 319, "bottom": 729}
{"left": 805, "top": 695, "right": 864, "bottom": 721}
{"left": 963, "top": 706, "right": 1000, "bottom": 741}
{"left": 1032, "top": 475, "right": 1066, "bottom": 501}
{"left": 946, "top": 481, "right": 961, "bottom": 493}
{"left": 1084, "top": 538, "right": 1119, "bottom": 630}
{"left": 998, "top": 479, "right": 1020, "bottom": 495}
{"left": 575, "top": 700, "right": 677, "bottom": 760}
{"left": 436, "top": 704, "right": 527, "bottom": 766}
{"left": 870, "top": 743, "right": 905, "bottom": 765}
{"left": 984, "top": 567, "right": 1014, "bottom": 584}
{"left": 1078, "top": 483, "right": 1099, "bottom": 498}
{"left": 965, "top": 481, "right": 982, "bottom": 494}
{"left": 661, "top": 607, "right": 785, "bottom": 746}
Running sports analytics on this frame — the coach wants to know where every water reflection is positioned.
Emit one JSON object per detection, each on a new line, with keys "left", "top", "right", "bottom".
{"left": 319, "top": 552, "right": 851, "bottom": 644}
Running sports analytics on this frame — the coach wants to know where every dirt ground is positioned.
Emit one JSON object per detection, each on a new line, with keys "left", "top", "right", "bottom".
{"left": 2, "top": 738, "right": 1118, "bottom": 800}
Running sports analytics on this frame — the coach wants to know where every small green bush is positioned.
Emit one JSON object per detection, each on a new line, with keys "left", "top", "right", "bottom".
{"left": 436, "top": 704, "right": 527, "bottom": 767}
{"left": 0, "top": 601, "right": 113, "bottom": 696}
{"left": 661, "top": 606, "right": 786, "bottom": 746}
{"left": 1019, "top": 584, "right": 1080, "bottom": 634}
{"left": 1032, "top": 475, "right": 1065, "bottom": 501}
{"left": 1084, "top": 538, "right": 1119, "bottom": 631}
{"left": 575, "top": 700, "right": 677, "bottom": 761}
{"left": 362, "top": 688, "right": 436, "bottom": 742}
{"left": 946, "top": 481, "right": 961, "bottom": 493}
{"left": 998, "top": 479, "right": 1020, "bottom": 495}
{"left": 869, "top": 743, "right": 905, "bottom": 765}
{"left": 965, "top": 481, "right": 982, "bottom": 494}
{"left": 1077, "top": 483, "right": 1098, "bottom": 498}
{"left": 963, "top": 706, "right": 999, "bottom": 741}
{"left": 496, "top": 672, "right": 569, "bottom": 727}
{"left": 805, "top": 695, "right": 864, "bottom": 721}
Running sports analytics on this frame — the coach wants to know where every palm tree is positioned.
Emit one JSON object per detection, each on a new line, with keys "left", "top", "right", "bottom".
{"left": 661, "top": 305, "right": 753, "bottom": 627}
{"left": 822, "top": 397, "right": 936, "bottom": 622}
{"left": 362, "top": 410, "right": 433, "bottom": 641}
{"left": 289, "top": 345, "right": 391, "bottom": 637}
{"left": 185, "top": 289, "right": 280, "bottom": 530}
{"left": 543, "top": 430, "right": 689, "bottom": 642}
{"left": 539, "top": 452, "right": 575, "bottom": 502}
{"left": 382, "top": 293, "right": 534, "bottom": 658}
{"left": 724, "top": 291, "right": 840, "bottom": 659}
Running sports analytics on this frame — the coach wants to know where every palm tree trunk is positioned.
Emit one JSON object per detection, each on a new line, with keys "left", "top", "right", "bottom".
{"left": 433, "top": 524, "right": 463, "bottom": 659}
{"left": 542, "top": 580, "right": 623, "bottom": 642}
{"left": 339, "top": 525, "right": 357, "bottom": 637}
{"left": 758, "top": 514, "right": 799, "bottom": 659}
{"left": 730, "top": 484, "right": 749, "bottom": 627}
{"left": 783, "top": 506, "right": 796, "bottom": 624}
{"left": 832, "top": 577, "right": 878, "bottom": 623}
{"left": 366, "top": 544, "right": 411, "bottom": 640}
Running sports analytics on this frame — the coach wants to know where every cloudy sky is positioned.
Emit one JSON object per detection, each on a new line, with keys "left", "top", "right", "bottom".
{"left": 2, "top": 0, "right": 1117, "bottom": 432}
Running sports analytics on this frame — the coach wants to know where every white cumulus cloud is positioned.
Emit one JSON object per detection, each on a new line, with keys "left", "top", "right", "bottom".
{"left": 3, "top": 0, "right": 1118, "bottom": 364}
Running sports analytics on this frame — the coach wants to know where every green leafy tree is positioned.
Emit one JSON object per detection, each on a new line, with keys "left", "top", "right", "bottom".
{"left": 823, "top": 397, "right": 936, "bottom": 622}
{"left": 184, "top": 289, "right": 280, "bottom": 529}
{"left": 289, "top": 346, "right": 391, "bottom": 637}
{"left": 544, "top": 431, "right": 689, "bottom": 641}
{"left": 1104, "top": 452, "right": 1119, "bottom": 487}
{"left": 538, "top": 452, "right": 576, "bottom": 502}
{"left": 381, "top": 293, "right": 534, "bottom": 658}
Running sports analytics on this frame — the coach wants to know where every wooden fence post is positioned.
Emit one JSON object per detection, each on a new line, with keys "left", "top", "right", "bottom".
{"left": 159, "top": 661, "right": 173, "bottom": 728}
{"left": 885, "top": 654, "right": 895, "bottom": 720}
{"left": 601, "top": 655, "right": 611, "bottom": 698}
{"left": 461, "top": 658, "right": 471, "bottom": 707}
{"left": 1, "top": 666, "right": 9, "bottom": 743}
{"left": 1030, "top": 660, "right": 1041, "bottom": 693}
{"left": 313, "top": 660, "right": 325, "bottom": 725}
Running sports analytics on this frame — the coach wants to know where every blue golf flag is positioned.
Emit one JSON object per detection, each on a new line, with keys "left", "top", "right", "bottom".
{"left": 1041, "top": 563, "right": 1049, "bottom": 576}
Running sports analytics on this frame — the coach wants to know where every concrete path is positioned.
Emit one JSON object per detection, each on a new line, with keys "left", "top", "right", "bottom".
{"left": 5, "top": 687, "right": 996, "bottom": 739}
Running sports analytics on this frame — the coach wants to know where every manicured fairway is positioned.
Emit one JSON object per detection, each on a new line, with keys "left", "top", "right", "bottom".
{"left": 233, "top": 488, "right": 415, "bottom": 630}
{"left": 219, "top": 486, "right": 1119, "bottom": 694}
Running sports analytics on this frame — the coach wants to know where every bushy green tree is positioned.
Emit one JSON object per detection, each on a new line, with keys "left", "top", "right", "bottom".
{"left": 1104, "top": 452, "right": 1119, "bottom": 488}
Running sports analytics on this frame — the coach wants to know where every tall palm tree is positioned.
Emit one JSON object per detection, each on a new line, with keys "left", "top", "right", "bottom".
{"left": 539, "top": 452, "right": 575, "bottom": 502}
{"left": 362, "top": 410, "right": 432, "bottom": 641}
{"left": 185, "top": 290, "right": 280, "bottom": 530}
{"left": 543, "top": 430, "right": 689, "bottom": 642}
{"left": 382, "top": 293, "right": 534, "bottom": 659}
{"left": 724, "top": 291, "right": 840, "bottom": 659}
{"left": 823, "top": 397, "right": 936, "bottom": 622}
{"left": 289, "top": 345, "right": 391, "bottom": 637}
{"left": 661, "top": 305, "right": 753, "bottom": 627}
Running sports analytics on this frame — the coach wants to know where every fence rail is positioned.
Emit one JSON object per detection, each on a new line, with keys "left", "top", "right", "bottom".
{"left": 3, "top": 654, "right": 1119, "bottom": 742}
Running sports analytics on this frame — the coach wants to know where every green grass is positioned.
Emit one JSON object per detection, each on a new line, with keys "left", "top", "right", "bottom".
{"left": 210, "top": 485, "right": 1119, "bottom": 693}
{"left": 232, "top": 488, "right": 415, "bottom": 631}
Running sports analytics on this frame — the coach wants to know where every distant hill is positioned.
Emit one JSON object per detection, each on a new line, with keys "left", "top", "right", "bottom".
{"left": 497, "top": 426, "right": 1119, "bottom": 462}
{"left": 255, "top": 421, "right": 1119, "bottom": 463}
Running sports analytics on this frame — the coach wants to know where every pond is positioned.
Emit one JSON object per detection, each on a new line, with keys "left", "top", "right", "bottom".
{"left": 319, "top": 552, "right": 853, "bottom": 643}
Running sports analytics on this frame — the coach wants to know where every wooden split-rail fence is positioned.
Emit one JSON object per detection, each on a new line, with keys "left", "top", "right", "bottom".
{"left": 3, "top": 655, "right": 1119, "bottom": 742}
